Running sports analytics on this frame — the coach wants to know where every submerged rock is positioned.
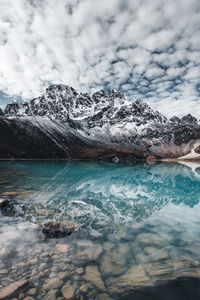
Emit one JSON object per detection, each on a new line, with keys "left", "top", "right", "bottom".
{"left": 42, "top": 289, "right": 57, "bottom": 300}
{"left": 55, "top": 244, "right": 69, "bottom": 253}
{"left": 43, "top": 278, "right": 63, "bottom": 290}
{"left": 0, "top": 197, "right": 15, "bottom": 216}
{"left": 0, "top": 279, "right": 27, "bottom": 299}
{"left": 96, "top": 293, "right": 113, "bottom": 300}
{"left": 100, "top": 249, "right": 126, "bottom": 276}
{"left": 75, "top": 240, "right": 103, "bottom": 262}
{"left": 61, "top": 283, "right": 75, "bottom": 300}
{"left": 107, "top": 265, "right": 151, "bottom": 293}
{"left": 39, "top": 221, "right": 75, "bottom": 238}
{"left": 83, "top": 265, "right": 105, "bottom": 290}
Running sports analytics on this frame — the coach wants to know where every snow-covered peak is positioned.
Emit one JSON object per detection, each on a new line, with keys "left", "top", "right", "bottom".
{"left": 1, "top": 85, "right": 200, "bottom": 161}
{"left": 4, "top": 84, "right": 167, "bottom": 129}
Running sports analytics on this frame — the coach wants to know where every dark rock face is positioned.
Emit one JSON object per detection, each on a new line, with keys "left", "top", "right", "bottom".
{"left": 0, "top": 198, "right": 15, "bottom": 216}
{"left": 170, "top": 116, "right": 181, "bottom": 124}
{"left": 0, "top": 108, "right": 4, "bottom": 116}
{"left": 0, "top": 117, "right": 142, "bottom": 160}
{"left": 4, "top": 101, "right": 20, "bottom": 116}
{"left": 0, "top": 84, "right": 200, "bottom": 160}
{"left": 39, "top": 221, "right": 75, "bottom": 238}
{"left": 3, "top": 84, "right": 167, "bottom": 126}
{"left": 181, "top": 114, "right": 198, "bottom": 124}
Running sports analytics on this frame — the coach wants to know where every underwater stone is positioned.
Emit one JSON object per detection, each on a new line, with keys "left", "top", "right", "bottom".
{"left": 42, "top": 289, "right": 57, "bottom": 300}
{"left": 61, "top": 283, "right": 75, "bottom": 300}
{"left": 95, "top": 293, "right": 113, "bottom": 300}
{"left": 107, "top": 265, "right": 151, "bottom": 293}
{"left": 0, "top": 280, "right": 27, "bottom": 299}
{"left": 83, "top": 265, "right": 105, "bottom": 290}
{"left": 39, "top": 221, "right": 75, "bottom": 238}
{"left": 43, "top": 278, "right": 63, "bottom": 290}
{"left": 0, "top": 197, "right": 15, "bottom": 216}
{"left": 56, "top": 244, "right": 69, "bottom": 253}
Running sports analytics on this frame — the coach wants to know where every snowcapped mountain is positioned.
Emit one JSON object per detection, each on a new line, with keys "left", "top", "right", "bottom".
{"left": 4, "top": 84, "right": 167, "bottom": 125}
{"left": 0, "top": 84, "right": 200, "bottom": 161}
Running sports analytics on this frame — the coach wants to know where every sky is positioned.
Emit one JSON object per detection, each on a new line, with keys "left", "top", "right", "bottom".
{"left": 0, "top": 0, "right": 200, "bottom": 118}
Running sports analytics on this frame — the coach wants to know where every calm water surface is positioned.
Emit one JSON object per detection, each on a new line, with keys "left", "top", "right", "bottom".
{"left": 0, "top": 161, "right": 200, "bottom": 299}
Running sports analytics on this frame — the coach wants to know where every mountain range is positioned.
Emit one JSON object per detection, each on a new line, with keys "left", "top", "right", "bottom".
{"left": 0, "top": 84, "right": 200, "bottom": 161}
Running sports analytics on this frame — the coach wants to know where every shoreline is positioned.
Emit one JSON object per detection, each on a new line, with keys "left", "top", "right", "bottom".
{"left": 0, "top": 158, "right": 200, "bottom": 162}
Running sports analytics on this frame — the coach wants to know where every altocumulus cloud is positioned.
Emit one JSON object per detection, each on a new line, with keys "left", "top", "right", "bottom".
{"left": 0, "top": 0, "right": 200, "bottom": 118}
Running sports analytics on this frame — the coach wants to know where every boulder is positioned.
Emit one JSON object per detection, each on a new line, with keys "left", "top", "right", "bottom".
{"left": 83, "top": 265, "right": 105, "bottom": 290}
{"left": 39, "top": 221, "right": 75, "bottom": 238}
{"left": 107, "top": 265, "right": 151, "bottom": 293}
{"left": 0, "top": 198, "right": 15, "bottom": 216}
{"left": 0, "top": 280, "right": 27, "bottom": 299}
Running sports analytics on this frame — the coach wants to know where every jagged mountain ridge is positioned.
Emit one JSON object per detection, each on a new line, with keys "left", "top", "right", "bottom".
{"left": 4, "top": 84, "right": 167, "bottom": 126}
{"left": 0, "top": 84, "right": 200, "bottom": 160}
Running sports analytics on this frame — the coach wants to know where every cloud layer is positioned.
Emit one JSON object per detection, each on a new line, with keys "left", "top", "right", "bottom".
{"left": 0, "top": 0, "right": 200, "bottom": 118}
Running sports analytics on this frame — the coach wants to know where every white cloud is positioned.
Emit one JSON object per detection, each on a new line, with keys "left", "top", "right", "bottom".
{"left": 145, "top": 66, "right": 165, "bottom": 79}
{"left": 0, "top": 0, "right": 199, "bottom": 118}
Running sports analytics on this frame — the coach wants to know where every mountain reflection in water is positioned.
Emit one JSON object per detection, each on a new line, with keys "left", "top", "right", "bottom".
{"left": 0, "top": 161, "right": 200, "bottom": 300}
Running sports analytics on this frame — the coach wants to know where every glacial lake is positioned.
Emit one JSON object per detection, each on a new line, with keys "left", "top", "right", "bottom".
{"left": 1, "top": 161, "right": 200, "bottom": 299}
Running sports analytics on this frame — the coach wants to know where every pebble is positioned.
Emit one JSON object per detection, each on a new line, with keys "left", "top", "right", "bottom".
{"left": 76, "top": 267, "right": 83, "bottom": 274}
{"left": 61, "top": 283, "right": 75, "bottom": 300}
{"left": 42, "top": 289, "right": 57, "bottom": 300}
{"left": 39, "top": 263, "right": 46, "bottom": 270}
{"left": 62, "top": 264, "right": 74, "bottom": 272}
{"left": 27, "top": 288, "right": 37, "bottom": 295}
{"left": 39, "top": 272, "right": 46, "bottom": 277}
{"left": 0, "top": 269, "right": 8, "bottom": 275}
{"left": 19, "top": 293, "right": 24, "bottom": 300}
{"left": 43, "top": 278, "right": 63, "bottom": 290}
{"left": 96, "top": 293, "right": 113, "bottom": 300}
{"left": 58, "top": 271, "right": 68, "bottom": 280}
{"left": 41, "top": 252, "right": 49, "bottom": 257}
{"left": 56, "top": 244, "right": 69, "bottom": 253}
{"left": 0, "top": 247, "right": 7, "bottom": 256}
{"left": 26, "top": 258, "right": 38, "bottom": 265}
{"left": 49, "top": 273, "right": 56, "bottom": 278}
{"left": 80, "top": 284, "right": 90, "bottom": 292}
{"left": 52, "top": 255, "right": 60, "bottom": 260}
{"left": 1, "top": 191, "right": 18, "bottom": 196}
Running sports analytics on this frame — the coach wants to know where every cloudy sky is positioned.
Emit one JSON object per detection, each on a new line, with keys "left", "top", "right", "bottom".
{"left": 0, "top": 0, "right": 200, "bottom": 118}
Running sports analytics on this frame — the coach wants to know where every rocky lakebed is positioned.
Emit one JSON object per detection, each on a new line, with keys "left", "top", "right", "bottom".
{"left": 1, "top": 161, "right": 200, "bottom": 299}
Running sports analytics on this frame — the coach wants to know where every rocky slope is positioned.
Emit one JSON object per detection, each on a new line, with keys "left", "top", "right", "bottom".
{"left": 0, "top": 84, "right": 200, "bottom": 160}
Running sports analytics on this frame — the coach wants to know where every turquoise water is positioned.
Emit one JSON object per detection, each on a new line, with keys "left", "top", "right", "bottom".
{"left": 0, "top": 161, "right": 200, "bottom": 299}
